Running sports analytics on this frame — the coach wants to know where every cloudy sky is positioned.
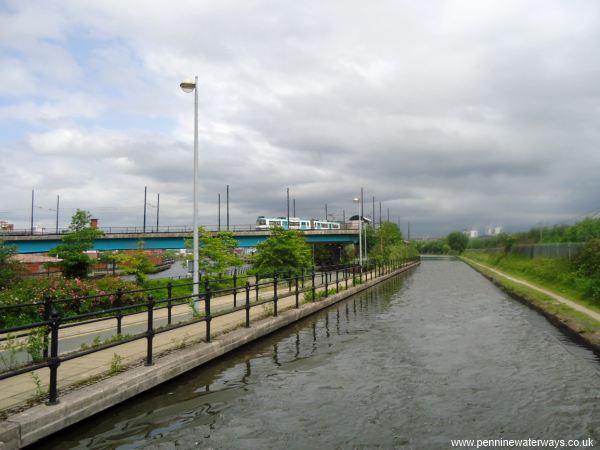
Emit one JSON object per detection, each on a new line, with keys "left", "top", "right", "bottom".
{"left": 1, "top": 0, "right": 600, "bottom": 237}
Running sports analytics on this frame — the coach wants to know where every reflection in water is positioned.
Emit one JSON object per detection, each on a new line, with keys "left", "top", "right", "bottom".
{"left": 37, "top": 262, "right": 600, "bottom": 449}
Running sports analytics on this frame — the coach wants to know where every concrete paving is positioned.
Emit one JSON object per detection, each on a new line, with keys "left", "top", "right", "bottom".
{"left": 0, "top": 268, "right": 380, "bottom": 413}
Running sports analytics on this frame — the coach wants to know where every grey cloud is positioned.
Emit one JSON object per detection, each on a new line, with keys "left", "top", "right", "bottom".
{"left": 2, "top": 0, "right": 600, "bottom": 237}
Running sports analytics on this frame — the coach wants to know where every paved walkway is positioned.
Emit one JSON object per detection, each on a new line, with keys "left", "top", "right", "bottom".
{"left": 467, "top": 259, "right": 600, "bottom": 322}
{"left": 0, "top": 267, "right": 384, "bottom": 412}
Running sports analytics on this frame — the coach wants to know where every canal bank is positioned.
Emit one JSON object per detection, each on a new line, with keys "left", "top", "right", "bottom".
{"left": 0, "top": 262, "right": 419, "bottom": 450}
{"left": 461, "top": 257, "right": 600, "bottom": 356}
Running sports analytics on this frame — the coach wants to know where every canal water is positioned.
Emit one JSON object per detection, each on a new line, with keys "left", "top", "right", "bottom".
{"left": 38, "top": 261, "right": 600, "bottom": 449}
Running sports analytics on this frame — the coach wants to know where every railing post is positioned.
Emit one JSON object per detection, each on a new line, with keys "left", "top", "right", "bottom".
{"left": 345, "top": 265, "right": 348, "bottom": 289}
{"left": 166, "top": 282, "right": 173, "bottom": 325}
{"left": 115, "top": 288, "right": 123, "bottom": 336}
{"left": 47, "top": 311, "right": 61, "bottom": 405}
{"left": 42, "top": 293, "right": 52, "bottom": 359}
{"left": 205, "top": 286, "right": 212, "bottom": 342}
{"left": 245, "top": 281, "right": 251, "bottom": 327}
{"left": 273, "top": 274, "right": 278, "bottom": 316}
{"left": 311, "top": 270, "right": 316, "bottom": 302}
{"left": 255, "top": 273, "right": 260, "bottom": 303}
{"left": 145, "top": 295, "right": 155, "bottom": 366}
{"left": 359, "top": 264, "right": 362, "bottom": 284}
{"left": 324, "top": 271, "right": 329, "bottom": 297}
{"left": 295, "top": 275, "right": 299, "bottom": 308}
{"left": 301, "top": 268, "right": 305, "bottom": 289}
{"left": 233, "top": 268, "right": 237, "bottom": 308}
{"left": 336, "top": 268, "right": 339, "bottom": 293}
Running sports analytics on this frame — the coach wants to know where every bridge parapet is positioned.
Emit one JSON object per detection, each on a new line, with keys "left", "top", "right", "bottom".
{"left": 3, "top": 229, "right": 359, "bottom": 253}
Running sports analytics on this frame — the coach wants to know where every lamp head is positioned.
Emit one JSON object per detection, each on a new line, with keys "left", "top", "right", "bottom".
{"left": 353, "top": 198, "right": 359, "bottom": 202}
{"left": 180, "top": 79, "right": 196, "bottom": 93}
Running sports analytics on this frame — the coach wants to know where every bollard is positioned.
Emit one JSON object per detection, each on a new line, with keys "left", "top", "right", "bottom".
{"left": 47, "top": 311, "right": 61, "bottom": 405}
{"left": 245, "top": 281, "right": 251, "bottom": 327}
{"left": 205, "top": 286, "right": 212, "bottom": 342}
{"left": 145, "top": 296, "right": 155, "bottom": 366}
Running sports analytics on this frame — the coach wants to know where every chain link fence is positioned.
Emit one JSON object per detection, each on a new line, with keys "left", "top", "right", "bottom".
{"left": 469, "top": 242, "right": 583, "bottom": 260}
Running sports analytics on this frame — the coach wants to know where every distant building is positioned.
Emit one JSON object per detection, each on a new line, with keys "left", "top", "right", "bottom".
{"left": 484, "top": 226, "right": 503, "bottom": 236}
{"left": 13, "top": 254, "right": 62, "bottom": 275}
{"left": 0, "top": 220, "right": 14, "bottom": 231}
{"left": 464, "top": 229, "right": 479, "bottom": 238}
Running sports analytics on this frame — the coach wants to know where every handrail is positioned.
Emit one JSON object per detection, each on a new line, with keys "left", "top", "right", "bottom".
{"left": 0, "top": 223, "right": 360, "bottom": 236}
{"left": 0, "top": 257, "right": 419, "bottom": 405}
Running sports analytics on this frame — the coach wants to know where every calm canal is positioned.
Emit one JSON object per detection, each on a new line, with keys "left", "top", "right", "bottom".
{"left": 38, "top": 261, "right": 600, "bottom": 449}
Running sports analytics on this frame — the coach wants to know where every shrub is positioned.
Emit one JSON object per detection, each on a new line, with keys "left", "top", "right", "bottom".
{"left": 571, "top": 239, "right": 600, "bottom": 278}
{"left": 0, "top": 277, "right": 144, "bottom": 328}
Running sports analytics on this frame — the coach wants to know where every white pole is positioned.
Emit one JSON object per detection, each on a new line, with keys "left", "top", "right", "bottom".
{"left": 192, "top": 75, "right": 200, "bottom": 309}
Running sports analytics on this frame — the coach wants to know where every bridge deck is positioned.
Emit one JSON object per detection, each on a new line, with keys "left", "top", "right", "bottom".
{"left": 2, "top": 230, "right": 359, "bottom": 253}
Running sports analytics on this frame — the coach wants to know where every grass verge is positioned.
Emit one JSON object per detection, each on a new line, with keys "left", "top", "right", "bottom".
{"left": 464, "top": 251, "right": 600, "bottom": 315}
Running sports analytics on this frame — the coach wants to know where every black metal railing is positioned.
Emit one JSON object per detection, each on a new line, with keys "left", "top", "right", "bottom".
{"left": 0, "top": 223, "right": 362, "bottom": 236}
{"left": 0, "top": 258, "right": 419, "bottom": 405}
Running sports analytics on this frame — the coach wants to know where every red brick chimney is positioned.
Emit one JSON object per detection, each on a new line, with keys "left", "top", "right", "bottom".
{"left": 90, "top": 218, "right": 98, "bottom": 229}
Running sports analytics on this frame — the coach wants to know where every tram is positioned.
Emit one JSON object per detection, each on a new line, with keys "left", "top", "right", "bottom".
{"left": 256, "top": 216, "right": 341, "bottom": 231}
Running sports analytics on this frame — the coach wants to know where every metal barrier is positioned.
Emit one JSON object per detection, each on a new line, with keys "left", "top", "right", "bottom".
{"left": 469, "top": 242, "right": 583, "bottom": 260}
{"left": 0, "top": 223, "right": 360, "bottom": 236}
{"left": 0, "top": 258, "right": 418, "bottom": 405}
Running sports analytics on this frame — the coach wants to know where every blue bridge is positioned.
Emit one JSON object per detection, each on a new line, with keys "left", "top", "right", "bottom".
{"left": 2, "top": 229, "right": 359, "bottom": 253}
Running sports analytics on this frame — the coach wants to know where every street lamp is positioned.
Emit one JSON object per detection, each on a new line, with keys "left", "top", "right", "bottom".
{"left": 353, "top": 197, "right": 363, "bottom": 268}
{"left": 180, "top": 76, "right": 200, "bottom": 308}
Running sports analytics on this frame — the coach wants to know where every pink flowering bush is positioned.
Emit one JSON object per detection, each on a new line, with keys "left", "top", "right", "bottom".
{"left": 0, "top": 276, "right": 146, "bottom": 328}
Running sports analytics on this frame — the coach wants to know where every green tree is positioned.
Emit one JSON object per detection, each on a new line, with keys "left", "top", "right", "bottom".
{"left": 251, "top": 227, "right": 312, "bottom": 278}
{"left": 415, "top": 239, "right": 451, "bottom": 255}
{"left": 342, "top": 243, "right": 356, "bottom": 263}
{"left": 572, "top": 239, "right": 600, "bottom": 278}
{"left": 370, "top": 222, "right": 403, "bottom": 261}
{"left": 0, "top": 241, "right": 24, "bottom": 289}
{"left": 115, "top": 241, "right": 155, "bottom": 284}
{"left": 48, "top": 210, "right": 104, "bottom": 278}
{"left": 447, "top": 231, "right": 469, "bottom": 254}
{"left": 185, "top": 227, "right": 243, "bottom": 280}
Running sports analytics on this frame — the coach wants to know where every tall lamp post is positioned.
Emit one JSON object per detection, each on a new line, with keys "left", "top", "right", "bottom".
{"left": 180, "top": 77, "right": 200, "bottom": 306}
{"left": 353, "top": 197, "right": 363, "bottom": 269}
